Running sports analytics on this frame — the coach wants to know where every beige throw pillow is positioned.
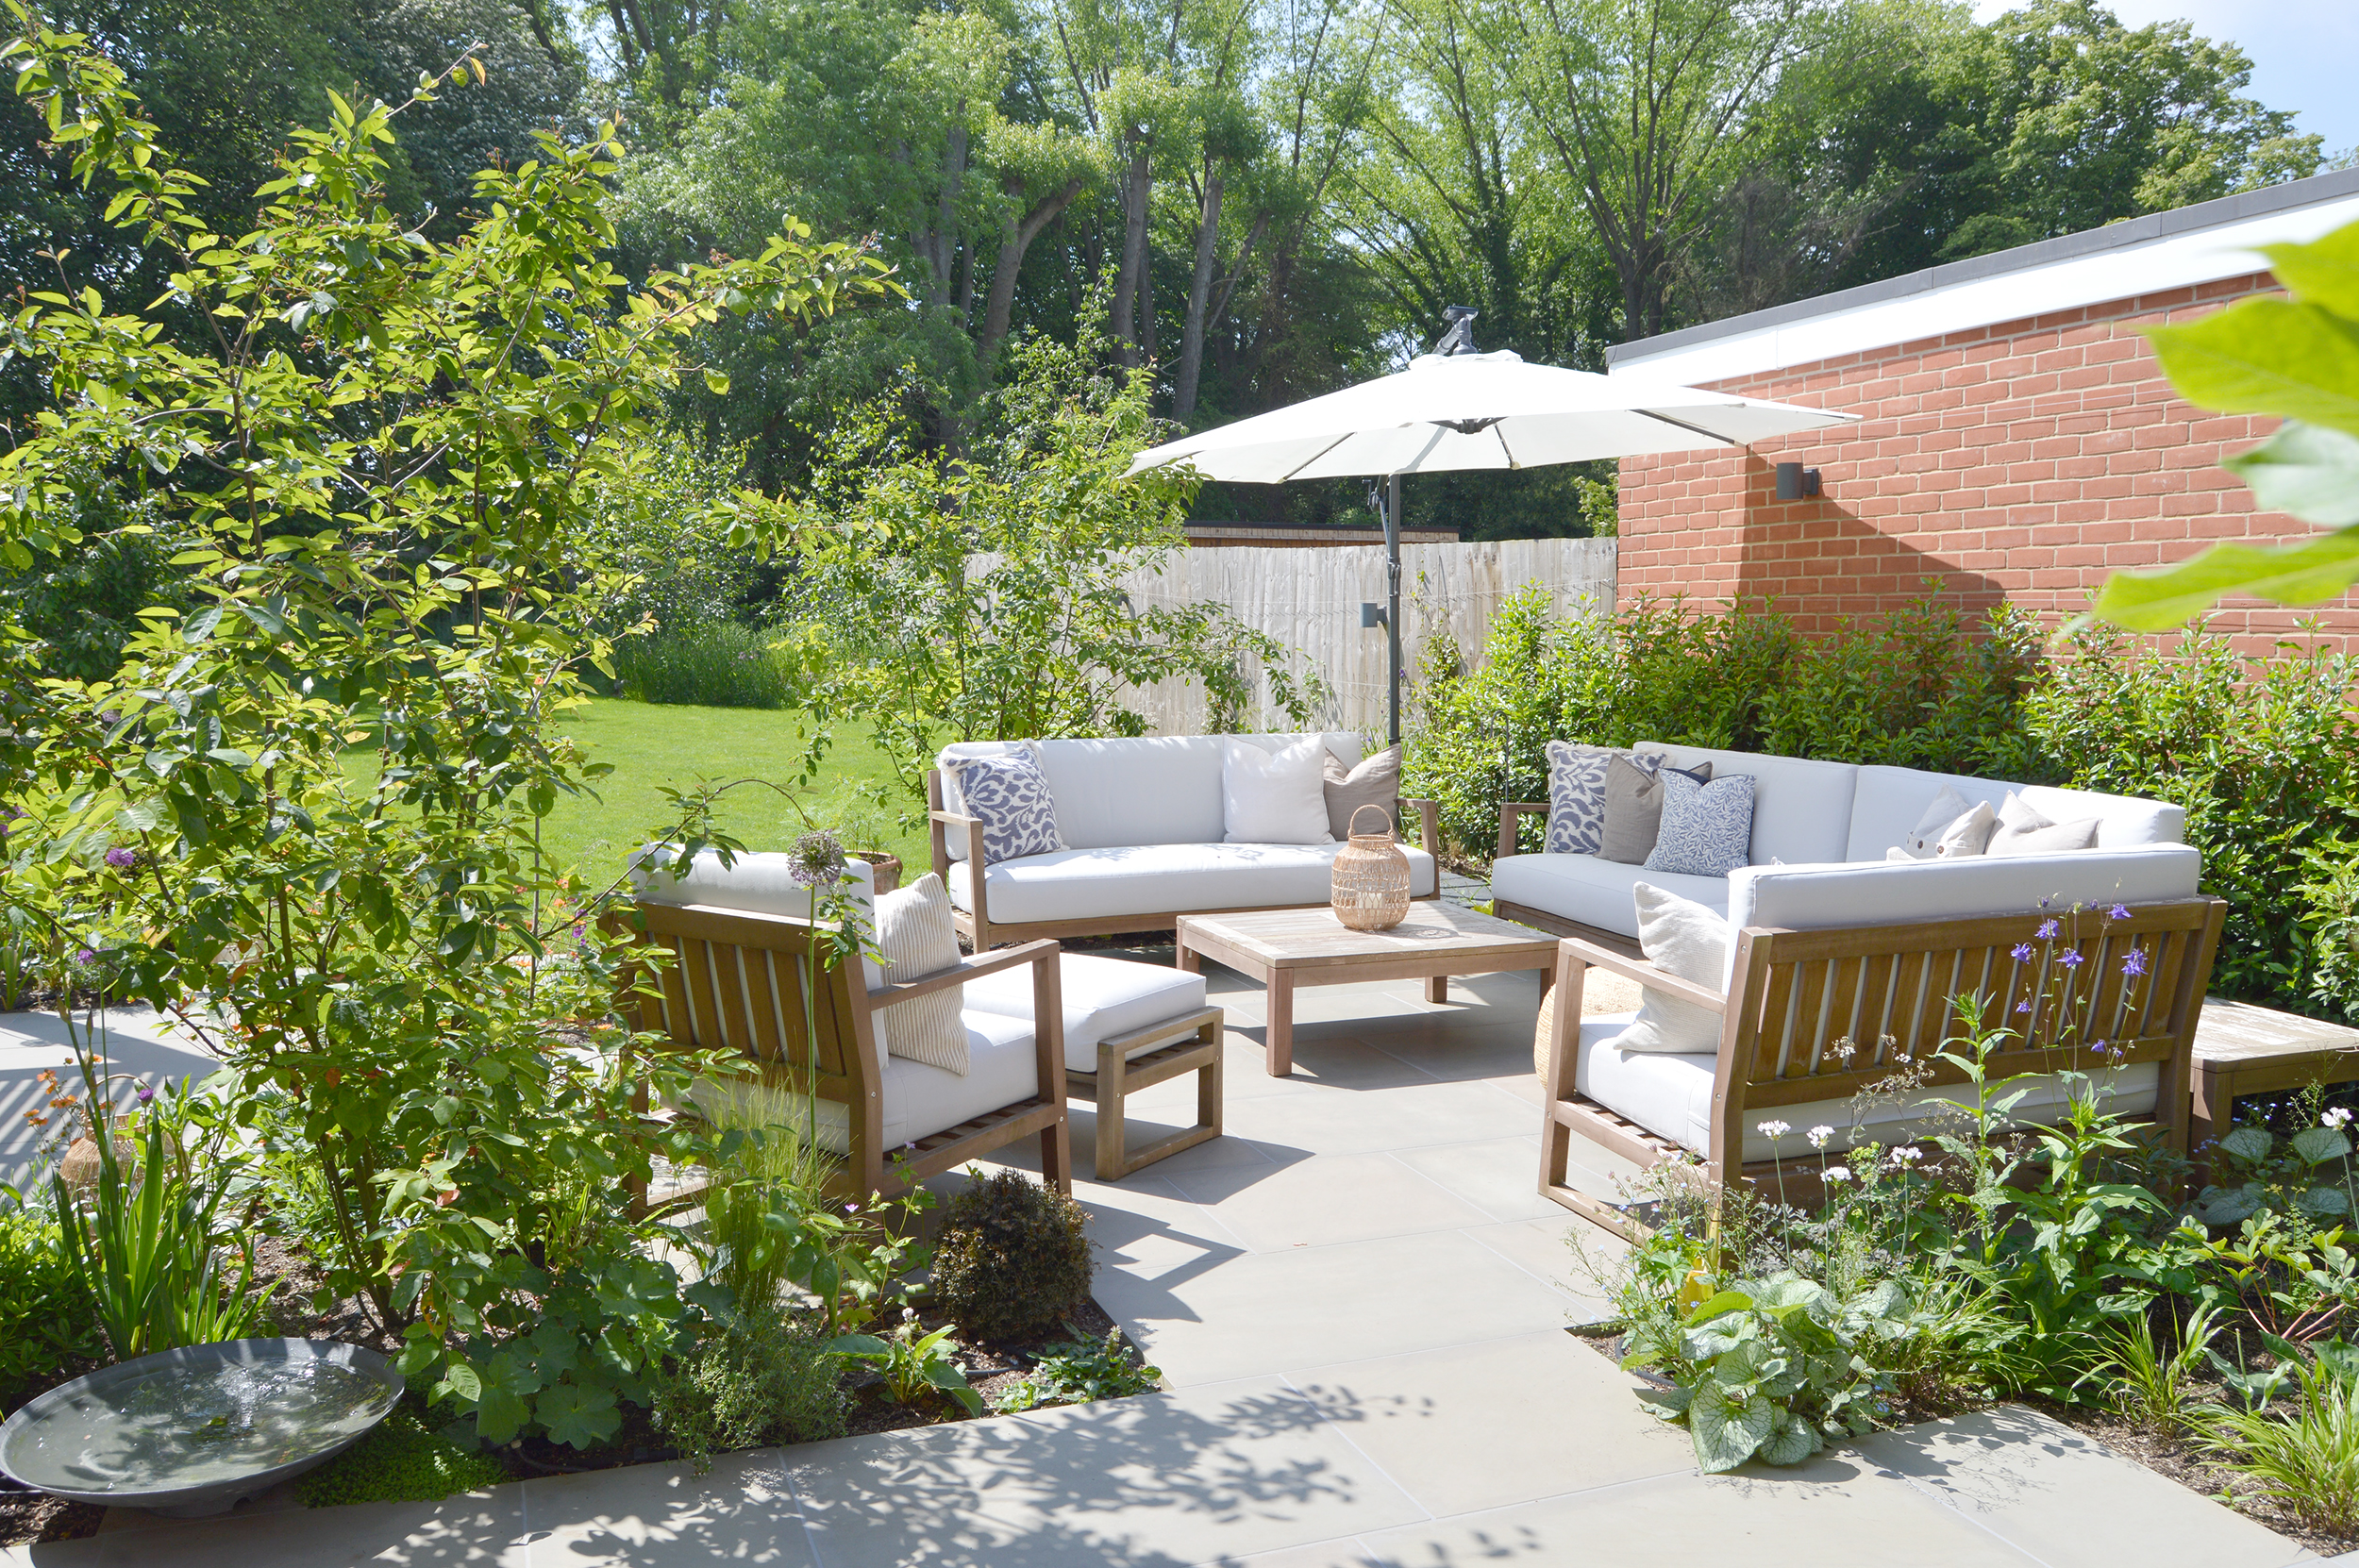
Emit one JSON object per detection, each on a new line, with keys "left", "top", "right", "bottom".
{"left": 1323, "top": 744, "right": 1402, "bottom": 841}
{"left": 875, "top": 873, "right": 968, "bottom": 1075}
{"left": 1613, "top": 882, "right": 1732, "bottom": 1054}
{"left": 1987, "top": 792, "right": 2100, "bottom": 857}
{"left": 1597, "top": 754, "right": 1712, "bottom": 865}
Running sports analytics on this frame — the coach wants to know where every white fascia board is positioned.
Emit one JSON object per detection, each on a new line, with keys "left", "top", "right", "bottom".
{"left": 1610, "top": 187, "right": 2359, "bottom": 389}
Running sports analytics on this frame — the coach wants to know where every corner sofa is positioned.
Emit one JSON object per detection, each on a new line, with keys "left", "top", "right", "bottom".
{"left": 1492, "top": 744, "right": 2200, "bottom": 952}
{"left": 927, "top": 733, "right": 1442, "bottom": 948}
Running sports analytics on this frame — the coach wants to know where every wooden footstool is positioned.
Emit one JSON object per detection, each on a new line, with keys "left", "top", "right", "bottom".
{"left": 960, "top": 951, "right": 1224, "bottom": 1181}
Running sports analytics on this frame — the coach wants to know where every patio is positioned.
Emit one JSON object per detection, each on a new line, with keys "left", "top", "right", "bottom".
{"left": 1, "top": 956, "right": 2317, "bottom": 1568}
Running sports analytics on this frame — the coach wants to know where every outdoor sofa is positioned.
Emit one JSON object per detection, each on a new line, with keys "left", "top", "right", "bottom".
{"left": 927, "top": 733, "right": 1443, "bottom": 948}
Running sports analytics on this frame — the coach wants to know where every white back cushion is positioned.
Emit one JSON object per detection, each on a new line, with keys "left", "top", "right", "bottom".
{"left": 1636, "top": 742, "right": 1859, "bottom": 867}
{"left": 1844, "top": 767, "right": 2183, "bottom": 861}
{"left": 948, "top": 733, "right": 1368, "bottom": 853}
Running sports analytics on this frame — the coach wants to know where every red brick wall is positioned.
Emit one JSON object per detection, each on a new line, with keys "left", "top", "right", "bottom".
{"left": 1614, "top": 272, "right": 2354, "bottom": 652}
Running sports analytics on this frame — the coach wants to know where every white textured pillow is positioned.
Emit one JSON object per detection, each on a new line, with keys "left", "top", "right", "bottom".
{"left": 1614, "top": 882, "right": 1732, "bottom": 1054}
{"left": 874, "top": 873, "right": 968, "bottom": 1075}
{"left": 1222, "top": 736, "right": 1332, "bottom": 844}
{"left": 1988, "top": 792, "right": 2100, "bottom": 857}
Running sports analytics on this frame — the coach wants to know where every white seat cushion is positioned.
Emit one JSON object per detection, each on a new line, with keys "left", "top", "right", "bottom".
{"left": 1635, "top": 743, "right": 1859, "bottom": 867}
{"left": 1573, "top": 1013, "right": 2157, "bottom": 1162}
{"left": 949, "top": 842, "right": 1438, "bottom": 926}
{"left": 1488, "top": 853, "right": 1728, "bottom": 940}
{"left": 962, "top": 952, "right": 1209, "bottom": 1074}
{"left": 1727, "top": 846, "right": 2203, "bottom": 943}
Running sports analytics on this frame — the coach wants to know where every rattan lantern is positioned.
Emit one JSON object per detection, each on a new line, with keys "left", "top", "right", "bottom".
{"left": 1331, "top": 803, "right": 1413, "bottom": 930}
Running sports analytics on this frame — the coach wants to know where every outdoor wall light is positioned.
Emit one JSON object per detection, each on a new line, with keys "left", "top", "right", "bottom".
{"left": 1775, "top": 461, "right": 1822, "bottom": 500}
{"left": 1361, "top": 602, "right": 1389, "bottom": 629}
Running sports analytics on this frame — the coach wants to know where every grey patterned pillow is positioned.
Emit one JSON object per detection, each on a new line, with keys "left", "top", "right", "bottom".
{"left": 1544, "top": 742, "right": 1621, "bottom": 855}
{"left": 1645, "top": 770, "right": 1755, "bottom": 877}
{"left": 949, "top": 749, "right": 1063, "bottom": 865}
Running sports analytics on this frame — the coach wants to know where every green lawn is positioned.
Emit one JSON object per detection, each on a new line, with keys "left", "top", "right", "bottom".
{"left": 518, "top": 699, "right": 930, "bottom": 883}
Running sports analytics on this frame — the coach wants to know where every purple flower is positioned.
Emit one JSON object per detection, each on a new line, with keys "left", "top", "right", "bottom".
{"left": 2035, "top": 919, "right": 2060, "bottom": 941}
{"left": 135, "top": 1084, "right": 155, "bottom": 1105}
{"left": 2107, "top": 904, "right": 2132, "bottom": 922}
{"left": 2057, "top": 950, "right": 2084, "bottom": 970}
{"left": 2088, "top": 1039, "right": 2108, "bottom": 1056}
{"left": 2016, "top": 999, "right": 2033, "bottom": 1013}
{"left": 2010, "top": 943, "right": 2033, "bottom": 963}
{"left": 74, "top": 948, "right": 96, "bottom": 967}
{"left": 786, "top": 830, "right": 846, "bottom": 889}
{"left": 2121, "top": 947, "right": 2149, "bottom": 978}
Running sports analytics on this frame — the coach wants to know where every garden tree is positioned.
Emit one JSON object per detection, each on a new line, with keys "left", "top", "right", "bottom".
{"left": 775, "top": 319, "right": 1328, "bottom": 785}
{"left": 623, "top": 0, "right": 1096, "bottom": 461}
{"left": 0, "top": 6, "right": 893, "bottom": 1444}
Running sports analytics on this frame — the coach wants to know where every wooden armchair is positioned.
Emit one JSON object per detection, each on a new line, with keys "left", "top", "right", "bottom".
{"left": 1539, "top": 897, "right": 2228, "bottom": 1238}
{"left": 612, "top": 899, "right": 1071, "bottom": 1200}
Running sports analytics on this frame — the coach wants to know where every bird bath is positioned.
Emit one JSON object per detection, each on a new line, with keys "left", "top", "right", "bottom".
{"left": 0, "top": 1339, "right": 402, "bottom": 1517}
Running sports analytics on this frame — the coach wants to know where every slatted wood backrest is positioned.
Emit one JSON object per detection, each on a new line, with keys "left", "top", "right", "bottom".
{"left": 610, "top": 900, "right": 878, "bottom": 1111}
{"left": 1723, "top": 897, "right": 2226, "bottom": 1119}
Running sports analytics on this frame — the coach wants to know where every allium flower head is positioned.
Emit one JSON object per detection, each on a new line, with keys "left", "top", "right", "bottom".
{"left": 786, "top": 829, "right": 847, "bottom": 889}
{"left": 2121, "top": 947, "right": 2149, "bottom": 978}
{"left": 1756, "top": 1120, "right": 1791, "bottom": 1141}
{"left": 2035, "top": 919, "right": 2060, "bottom": 941}
{"left": 104, "top": 846, "right": 138, "bottom": 869}
{"left": 1807, "top": 1125, "right": 1833, "bottom": 1150}
{"left": 135, "top": 1083, "right": 155, "bottom": 1105}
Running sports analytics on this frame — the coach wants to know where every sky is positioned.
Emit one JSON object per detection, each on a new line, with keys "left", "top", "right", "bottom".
{"left": 1972, "top": 0, "right": 2359, "bottom": 159}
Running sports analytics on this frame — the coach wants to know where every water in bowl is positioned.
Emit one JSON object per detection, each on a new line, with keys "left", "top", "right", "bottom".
{"left": 7, "top": 1359, "right": 388, "bottom": 1495}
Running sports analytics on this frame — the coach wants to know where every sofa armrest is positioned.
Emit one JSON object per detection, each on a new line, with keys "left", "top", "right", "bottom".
{"left": 925, "top": 805, "right": 993, "bottom": 945}
{"left": 1558, "top": 935, "right": 1725, "bottom": 1014}
{"left": 1400, "top": 796, "right": 1441, "bottom": 855}
{"left": 867, "top": 937, "right": 1059, "bottom": 1009}
{"left": 1497, "top": 800, "right": 1548, "bottom": 860}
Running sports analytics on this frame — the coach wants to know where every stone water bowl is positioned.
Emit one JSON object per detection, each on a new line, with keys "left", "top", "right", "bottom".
{"left": 0, "top": 1339, "right": 403, "bottom": 1517}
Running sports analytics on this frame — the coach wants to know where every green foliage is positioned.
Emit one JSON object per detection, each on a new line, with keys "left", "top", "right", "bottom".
{"left": 577, "top": 431, "right": 775, "bottom": 642}
{"left": 293, "top": 1405, "right": 510, "bottom": 1507}
{"left": 780, "top": 327, "right": 1327, "bottom": 789}
{"left": 2194, "top": 1340, "right": 2359, "bottom": 1535}
{"left": 51, "top": 1085, "right": 267, "bottom": 1362}
{"left": 652, "top": 1313, "right": 847, "bottom": 1472}
{"left": 615, "top": 624, "right": 795, "bottom": 710}
{"left": 0, "top": 15, "right": 890, "bottom": 1447}
{"left": 0, "top": 1190, "right": 104, "bottom": 1402}
{"left": 2100, "top": 217, "right": 2359, "bottom": 626}
{"left": 2183, "top": 1211, "right": 2359, "bottom": 1345}
{"left": 1636, "top": 1272, "right": 1917, "bottom": 1473}
{"left": 2194, "top": 1115, "right": 2357, "bottom": 1229}
{"left": 928, "top": 1168, "right": 1094, "bottom": 1343}
{"left": 2077, "top": 1301, "right": 2224, "bottom": 1432}
{"left": 828, "top": 1314, "right": 981, "bottom": 1416}
{"left": 990, "top": 1328, "right": 1162, "bottom": 1413}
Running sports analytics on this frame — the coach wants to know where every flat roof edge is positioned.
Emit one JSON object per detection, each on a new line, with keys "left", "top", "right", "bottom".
{"left": 1605, "top": 165, "right": 2359, "bottom": 367}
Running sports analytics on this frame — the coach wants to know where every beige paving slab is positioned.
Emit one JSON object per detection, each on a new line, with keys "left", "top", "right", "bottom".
{"left": 1852, "top": 1406, "right": 2311, "bottom": 1568}
{"left": 1207, "top": 1539, "right": 1381, "bottom": 1567}
{"left": 1218, "top": 1080, "right": 1532, "bottom": 1159}
{"left": 1284, "top": 1331, "right": 1693, "bottom": 1518}
{"left": 1385, "top": 1137, "right": 1564, "bottom": 1224}
{"left": 779, "top": 1378, "right": 1425, "bottom": 1568}
{"left": 0, "top": 1487, "right": 528, "bottom": 1567}
{"left": 519, "top": 1448, "right": 812, "bottom": 1566}
{"left": 1161, "top": 1151, "right": 1497, "bottom": 1251}
{"left": 1355, "top": 1461, "right": 2041, "bottom": 1568}
{"left": 1091, "top": 1228, "right": 1579, "bottom": 1387}
{"left": 1461, "top": 1217, "right": 1617, "bottom": 1315}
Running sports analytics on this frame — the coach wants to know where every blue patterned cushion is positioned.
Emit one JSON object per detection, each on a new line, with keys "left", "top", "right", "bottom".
{"left": 1544, "top": 742, "right": 1619, "bottom": 855}
{"left": 1645, "top": 770, "right": 1755, "bottom": 877}
{"left": 950, "top": 750, "right": 1063, "bottom": 865}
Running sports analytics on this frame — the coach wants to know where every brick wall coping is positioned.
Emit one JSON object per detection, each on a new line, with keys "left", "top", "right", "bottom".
{"left": 1605, "top": 166, "right": 2359, "bottom": 391}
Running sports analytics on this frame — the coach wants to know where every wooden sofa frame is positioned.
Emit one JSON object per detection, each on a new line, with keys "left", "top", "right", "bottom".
{"left": 927, "top": 767, "right": 1444, "bottom": 949}
{"left": 613, "top": 899, "right": 1071, "bottom": 1201}
{"left": 1538, "top": 896, "right": 2228, "bottom": 1239}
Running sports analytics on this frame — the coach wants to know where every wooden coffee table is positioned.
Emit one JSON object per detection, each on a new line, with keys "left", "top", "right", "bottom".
{"left": 1176, "top": 904, "right": 1559, "bottom": 1076}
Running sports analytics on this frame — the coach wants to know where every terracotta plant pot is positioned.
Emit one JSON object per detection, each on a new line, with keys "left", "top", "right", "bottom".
{"left": 852, "top": 851, "right": 903, "bottom": 896}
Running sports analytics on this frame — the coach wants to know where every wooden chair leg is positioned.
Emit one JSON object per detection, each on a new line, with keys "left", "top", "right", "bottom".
{"left": 1040, "top": 1109, "right": 1072, "bottom": 1195}
{"left": 1095, "top": 1039, "right": 1128, "bottom": 1184}
{"left": 1196, "top": 1014, "right": 1224, "bottom": 1138}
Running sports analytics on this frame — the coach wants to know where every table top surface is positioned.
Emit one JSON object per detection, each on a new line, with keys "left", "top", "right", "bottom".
{"left": 1176, "top": 903, "right": 1559, "bottom": 968}
{"left": 2194, "top": 996, "right": 2359, "bottom": 1065}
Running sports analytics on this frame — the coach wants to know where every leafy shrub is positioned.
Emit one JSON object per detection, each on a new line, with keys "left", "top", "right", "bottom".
{"left": 826, "top": 1312, "right": 981, "bottom": 1415}
{"left": 294, "top": 1407, "right": 509, "bottom": 1507}
{"left": 0, "top": 1193, "right": 103, "bottom": 1404}
{"left": 2194, "top": 1340, "right": 2359, "bottom": 1536}
{"left": 614, "top": 622, "right": 795, "bottom": 709}
{"left": 2193, "top": 1114, "right": 2357, "bottom": 1229}
{"left": 991, "top": 1328, "right": 1162, "bottom": 1412}
{"left": 653, "top": 1313, "right": 846, "bottom": 1471}
{"left": 929, "top": 1169, "right": 1093, "bottom": 1343}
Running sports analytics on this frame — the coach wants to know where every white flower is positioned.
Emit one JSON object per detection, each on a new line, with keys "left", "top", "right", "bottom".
{"left": 1756, "top": 1120, "right": 1792, "bottom": 1141}
{"left": 1807, "top": 1125, "right": 1834, "bottom": 1150}
{"left": 1887, "top": 1146, "right": 1923, "bottom": 1169}
{"left": 1823, "top": 1168, "right": 1854, "bottom": 1185}
{"left": 2325, "top": 1107, "right": 2355, "bottom": 1130}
